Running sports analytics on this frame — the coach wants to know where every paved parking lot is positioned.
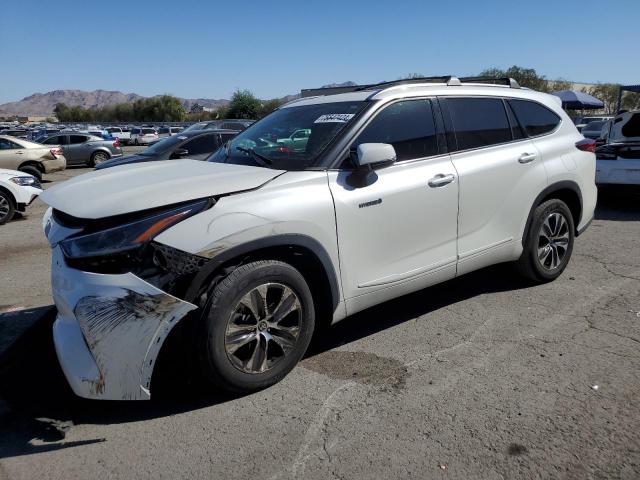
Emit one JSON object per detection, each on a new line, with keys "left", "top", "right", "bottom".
{"left": 0, "top": 163, "right": 639, "bottom": 479}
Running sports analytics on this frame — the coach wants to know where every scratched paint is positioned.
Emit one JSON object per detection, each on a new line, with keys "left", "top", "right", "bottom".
{"left": 74, "top": 289, "right": 196, "bottom": 400}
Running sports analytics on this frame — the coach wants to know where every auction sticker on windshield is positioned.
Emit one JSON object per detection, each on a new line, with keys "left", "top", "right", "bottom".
{"left": 314, "top": 113, "right": 355, "bottom": 123}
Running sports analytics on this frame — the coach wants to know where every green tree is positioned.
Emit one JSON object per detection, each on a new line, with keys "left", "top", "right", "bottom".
{"left": 548, "top": 78, "right": 573, "bottom": 92}
{"left": 225, "top": 90, "right": 262, "bottom": 119}
{"left": 479, "top": 65, "right": 549, "bottom": 92}
{"left": 260, "top": 98, "right": 285, "bottom": 118}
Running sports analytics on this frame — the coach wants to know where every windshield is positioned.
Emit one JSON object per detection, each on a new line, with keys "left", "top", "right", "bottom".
{"left": 139, "top": 135, "right": 185, "bottom": 155}
{"left": 182, "top": 122, "right": 208, "bottom": 133}
{"left": 208, "top": 101, "right": 365, "bottom": 169}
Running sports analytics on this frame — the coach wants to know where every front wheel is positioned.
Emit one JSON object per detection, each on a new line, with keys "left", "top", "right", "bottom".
{"left": 516, "top": 199, "right": 575, "bottom": 283}
{"left": 0, "top": 190, "right": 15, "bottom": 224}
{"left": 198, "top": 260, "right": 315, "bottom": 393}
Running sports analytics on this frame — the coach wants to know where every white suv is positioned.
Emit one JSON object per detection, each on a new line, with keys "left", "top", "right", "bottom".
{"left": 41, "top": 76, "right": 597, "bottom": 400}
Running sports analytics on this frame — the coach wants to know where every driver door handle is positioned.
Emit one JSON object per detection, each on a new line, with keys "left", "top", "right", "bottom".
{"left": 428, "top": 173, "right": 455, "bottom": 188}
{"left": 518, "top": 152, "right": 537, "bottom": 164}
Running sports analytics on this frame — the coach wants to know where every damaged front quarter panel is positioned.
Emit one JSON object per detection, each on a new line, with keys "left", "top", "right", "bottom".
{"left": 52, "top": 246, "right": 197, "bottom": 400}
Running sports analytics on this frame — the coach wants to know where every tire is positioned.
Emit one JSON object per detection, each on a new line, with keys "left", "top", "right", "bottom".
{"left": 0, "top": 190, "right": 15, "bottom": 225}
{"left": 18, "top": 165, "right": 42, "bottom": 182}
{"left": 198, "top": 260, "right": 315, "bottom": 393}
{"left": 89, "top": 150, "right": 110, "bottom": 167}
{"left": 516, "top": 199, "right": 575, "bottom": 283}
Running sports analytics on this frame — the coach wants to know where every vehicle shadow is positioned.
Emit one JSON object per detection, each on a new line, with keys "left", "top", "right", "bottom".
{"left": 595, "top": 186, "right": 640, "bottom": 221}
{"left": 0, "top": 262, "right": 532, "bottom": 459}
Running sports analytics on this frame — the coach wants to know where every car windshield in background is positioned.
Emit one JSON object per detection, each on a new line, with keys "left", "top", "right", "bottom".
{"left": 584, "top": 121, "right": 605, "bottom": 131}
{"left": 182, "top": 122, "right": 208, "bottom": 133}
{"left": 209, "top": 101, "right": 365, "bottom": 169}
{"left": 139, "top": 135, "right": 185, "bottom": 156}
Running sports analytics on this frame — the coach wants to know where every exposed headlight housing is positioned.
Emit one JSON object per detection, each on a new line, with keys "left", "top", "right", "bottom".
{"left": 10, "top": 176, "right": 42, "bottom": 188}
{"left": 60, "top": 199, "right": 210, "bottom": 259}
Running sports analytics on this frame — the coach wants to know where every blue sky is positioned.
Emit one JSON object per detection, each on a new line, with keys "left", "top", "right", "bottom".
{"left": 0, "top": 0, "right": 638, "bottom": 103}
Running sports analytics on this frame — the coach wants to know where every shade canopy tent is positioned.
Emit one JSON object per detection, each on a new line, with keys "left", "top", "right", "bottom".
{"left": 551, "top": 90, "right": 605, "bottom": 110}
{"left": 616, "top": 85, "right": 640, "bottom": 111}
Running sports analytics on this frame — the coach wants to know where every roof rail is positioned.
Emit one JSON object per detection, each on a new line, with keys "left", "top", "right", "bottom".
{"left": 458, "top": 76, "right": 521, "bottom": 88}
{"left": 355, "top": 76, "right": 461, "bottom": 91}
{"left": 300, "top": 75, "right": 521, "bottom": 98}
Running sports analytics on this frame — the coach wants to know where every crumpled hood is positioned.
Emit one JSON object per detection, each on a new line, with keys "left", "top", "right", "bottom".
{"left": 41, "top": 159, "right": 285, "bottom": 219}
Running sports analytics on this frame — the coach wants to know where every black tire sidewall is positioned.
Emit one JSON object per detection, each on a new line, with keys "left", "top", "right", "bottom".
{"left": 199, "top": 261, "right": 315, "bottom": 393}
{"left": 0, "top": 191, "right": 15, "bottom": 224}
{"left": 18, "top": 166, "right": 41, "bottom": 182}
{"left": 525, "top": 199, "right": 575, "bottom": 281}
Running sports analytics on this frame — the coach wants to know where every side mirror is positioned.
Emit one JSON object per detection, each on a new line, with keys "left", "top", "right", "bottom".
{"left": 356, "top": 143, "right": 396, "bottom": 169}
{"left": 172, "top": 148, "right": 189, "bottom": 159}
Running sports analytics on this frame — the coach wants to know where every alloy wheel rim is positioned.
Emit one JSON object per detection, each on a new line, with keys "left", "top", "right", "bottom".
{"left": 0, "top": 196, "right": 9, "bottom": 218}
{"left": 537, "top": 212, "right": 570, "bottom": 270}
{"left": 224, "top": 282, "right": 302, "bottom": 374}
{"left": 95, "top": 153, "right": 108, "bottom": 164}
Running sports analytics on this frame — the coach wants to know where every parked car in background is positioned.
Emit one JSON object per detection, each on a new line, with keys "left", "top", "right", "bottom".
{"left": 0, "top": 168, "right": 43, "bottom": 224}
{"left": 581, "top": 120, "right": 607, "bottom": 140}
{"left": 157, "top": 126, "right": 184, "bottom": 138}
{"left": 130, "top": 127, "right": 158, "bottom": 145}
{"left": 106, "top": 127, "right": 132, "bottom": 145}
{"left": 86, "top": 129, "right": 114, "bottom": 140}
{"left": 96, "top": 130, "right": 237, "bottom": 170}
{"left": 575, "top": 115, "right": 613, "bottom": 132}
{"left": 2, "top": 129, "right": 29, "bottom": 139}
{"left": 41, "top": 76, "right": 596, "bottom": 400}
{"left": 0, "top": 135, "right": 66, "bottom": 180}
{"left": 39, "top": 133, "right": 122, "bottom": 167}
{"left": 182, "top": 119, "right": 254, "bottom": 133}
{"left": 596, "top": 110, "right": 640, "bottom": 185}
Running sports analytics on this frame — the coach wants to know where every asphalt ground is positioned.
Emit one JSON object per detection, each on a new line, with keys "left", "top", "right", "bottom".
{"left": 0, "top": 158, "right": 639, "bottom": 479}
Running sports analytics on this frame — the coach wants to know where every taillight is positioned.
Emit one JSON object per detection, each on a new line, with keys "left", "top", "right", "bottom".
{"left": 575, "top": 138, "right": 596, "bottom": 153}
{"left": 113, "top": 137, "right": 121, "bottom": 148}
{"left": 50, "top": 148, "right": 63, "bottom": 158}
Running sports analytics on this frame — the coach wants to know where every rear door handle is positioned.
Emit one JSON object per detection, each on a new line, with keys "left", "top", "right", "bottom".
{"left": 428, "top": 173, "right": 455, "bottom": 187}
{"left": 518, "top": 153, "right": 537, "bottom": 164}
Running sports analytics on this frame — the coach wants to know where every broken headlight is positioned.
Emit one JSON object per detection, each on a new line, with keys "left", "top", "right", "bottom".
{"left": 60, "top": 199, "right": 209, "bottom": 259}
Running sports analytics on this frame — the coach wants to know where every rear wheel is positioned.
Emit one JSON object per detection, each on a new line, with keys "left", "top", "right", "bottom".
{"left": 517, "top": 199, "right": 575, "bottom": 283}
{"left": 18, "top": 165, "right": 41, "bottom": 182}
{"left": 89, "top": 151, "right": 110, "bottom": 167}
{"left": 198, "top": 260, "right": 315, "bottom": 393}
{"left": 0, "top": 190, "right": 15, "bottom": 225}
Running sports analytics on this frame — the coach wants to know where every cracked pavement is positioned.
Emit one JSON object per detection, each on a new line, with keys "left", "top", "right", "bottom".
{"left": 0, "top": 170, "right": 639, "bottom": 479}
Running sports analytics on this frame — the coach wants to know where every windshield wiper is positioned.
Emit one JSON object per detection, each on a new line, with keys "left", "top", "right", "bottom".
{"left": 235, "top": 146, "right": 273, "bottom": 167}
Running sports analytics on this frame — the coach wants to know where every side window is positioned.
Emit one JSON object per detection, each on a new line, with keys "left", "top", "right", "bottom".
{"left": 182, "top": 134, "right": 219, "bottom": 156}
{"left": 0, "top": 138, "right": 20, "bottom": 150}
{"left": 504, "top": 101, "right": 525, "bottom": 140}
{"left": 220, "top": 133, "right": 236, "bottom": 143}
{"left": 132, "top": 128, "right": 140, "bottom": 135}
{"left": 447, "top": 97, "right": 512, "bottom": 150}
{"left": 69, "top": 135, "right": 87, "bottom": 144}
{"left": 43, "top": 136, "right": 61, "bottom": 145}
{"left": 508, "top": 99, "right": 561, "bottom": 137}
{"left": 354, "top": 99, "right": 438, "bottom": 162}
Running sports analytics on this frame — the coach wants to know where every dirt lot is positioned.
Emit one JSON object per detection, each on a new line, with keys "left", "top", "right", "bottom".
{"left": 0, "top": 163, "right": 639, "bottom": 479}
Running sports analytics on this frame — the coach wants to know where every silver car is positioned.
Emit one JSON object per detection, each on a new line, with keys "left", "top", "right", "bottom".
{"left": 40, "top": 133, "right": 123, "bottom": 166}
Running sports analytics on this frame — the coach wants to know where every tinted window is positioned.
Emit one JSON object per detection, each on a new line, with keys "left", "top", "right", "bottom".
{"left": 0, "top": 138, "right": 20, "bottom": 150}
{"left": 505, "top": 101, "right": 525, "bottom": 140}
{"left": 132, "top": 128, "right": 140, "bottom": 134}
{"left": 182, "top": 134, "right": 220, "bottom": 156}
{"left": 43, "top": 135, "right": 64, "bottom": 145}
{"left": 354, "top": 99, "right": 438, "bottom": 162}
{"left": 447, "top": 98, "right": 512, "bottom": 150}
{"left": 158, "top": 127, "right": 169, "bottom": 134}
{"left": 141, "top": 128, "right": 155, "bottom": 135}
{"left": 69, "top": 135, "right": 88, "bottom": 144}
{"left": 508, "top": 99, "right": 561, "bottom": 137}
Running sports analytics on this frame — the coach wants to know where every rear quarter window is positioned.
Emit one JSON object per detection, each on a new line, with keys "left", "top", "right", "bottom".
{"left": 446, "top": 97, "right": 512, "bottom": 150}
{"left": 508, "top": 99, "right": 561, "bottom": 137}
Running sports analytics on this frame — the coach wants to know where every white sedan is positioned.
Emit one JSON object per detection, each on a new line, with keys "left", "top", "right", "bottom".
{"left": 0, "top": 168, "right": 43, "bottom": 224}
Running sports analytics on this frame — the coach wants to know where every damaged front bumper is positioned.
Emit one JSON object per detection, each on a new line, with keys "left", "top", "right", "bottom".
{"left": 51, "top": 246, "right": 197, "bottom": 400}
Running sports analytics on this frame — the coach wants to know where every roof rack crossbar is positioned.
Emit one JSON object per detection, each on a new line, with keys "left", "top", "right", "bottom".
{"left": 355, "top": 75, "right": 461, "bottom": 91}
